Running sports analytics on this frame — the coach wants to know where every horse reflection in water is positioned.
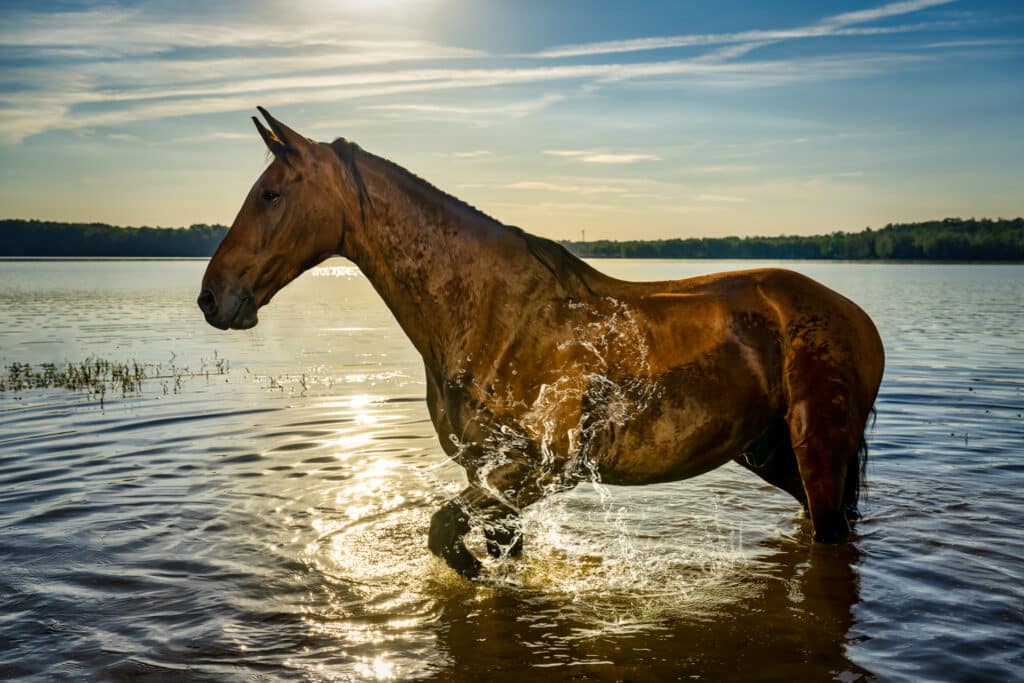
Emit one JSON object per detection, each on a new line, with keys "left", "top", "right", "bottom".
{"left": 198, "top": 109, "right": 884, "bottom": 579}
{"left": 436, "top": 540, "right": 867, "bottom": 680}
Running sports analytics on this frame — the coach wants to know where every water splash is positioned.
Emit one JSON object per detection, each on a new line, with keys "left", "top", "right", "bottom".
{"left": 521, "top": 297, "right": 664, "bottom": 479}
{"left": 458, "top": 297, "right": 667, "bottom": 500}
{"left": 440, "top": 297, "right": 750, "bottom": 625}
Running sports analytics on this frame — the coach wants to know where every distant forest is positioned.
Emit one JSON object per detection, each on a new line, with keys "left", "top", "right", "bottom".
{"left": 2, "top": 217, "right": 1023, "bottom": 260}
{"left": 0, "top": 220, "right": 227, "bottom": 257}
{"left": 563, "top": 218, "right": 1024, "bottom": 261}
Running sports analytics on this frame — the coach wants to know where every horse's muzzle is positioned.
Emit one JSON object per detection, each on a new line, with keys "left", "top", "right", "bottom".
{"left": 197, "top": 287, "right": 259, "bottom": 330}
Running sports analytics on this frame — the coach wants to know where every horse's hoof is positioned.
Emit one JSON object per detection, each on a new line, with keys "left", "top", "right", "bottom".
{"left": 428, "top": 503, "right": 481, "bottom": 577}
{"left": 447, "top": 546, "right": 483, "bottom": 580}
{"left": 812, "top": 510, "right": 851, "bottom": 544}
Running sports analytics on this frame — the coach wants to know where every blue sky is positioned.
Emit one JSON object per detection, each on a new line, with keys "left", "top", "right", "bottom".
{"left": 1, "top": 0, "right": 1021, "bottom": 239}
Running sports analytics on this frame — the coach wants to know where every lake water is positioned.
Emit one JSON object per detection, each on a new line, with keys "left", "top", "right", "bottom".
{"left": 0, "top": 259, "right": 1021, "bottom": 682}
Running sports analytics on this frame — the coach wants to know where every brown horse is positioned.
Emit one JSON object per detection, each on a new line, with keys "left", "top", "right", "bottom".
{"left": 199, "top": 108, "right": 884, "bottom": 579}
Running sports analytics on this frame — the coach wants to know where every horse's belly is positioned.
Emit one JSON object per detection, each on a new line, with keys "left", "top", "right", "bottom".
{"left": 591, "top": 388, "right": 774, "bottom": 486}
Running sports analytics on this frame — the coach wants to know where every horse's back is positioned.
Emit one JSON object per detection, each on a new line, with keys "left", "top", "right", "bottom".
{"left": 612, "top": 266, "right": 884, "bottom": 428}
{"left": 628, "top": 267, "right": 884, "bottom": 398}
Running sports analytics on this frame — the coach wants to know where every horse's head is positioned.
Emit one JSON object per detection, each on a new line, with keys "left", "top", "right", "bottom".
{"left": 198, "top": 107, "right": 366, "bottom": 330}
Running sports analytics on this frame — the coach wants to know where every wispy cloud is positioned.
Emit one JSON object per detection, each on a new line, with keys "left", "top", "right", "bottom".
{"left": 155, "top": 131, "right": 254, "bottom": 146}
{"left": 544, "top": 150, "right": 588, "bottom": 158}
{"left": 488, "top": 200, "right": 629, "bottom": 214}
{"left": 0, "top": 0, "right": 995, "bottom": 144}
{"left": 697, "top": 193, "right": 747, "bottom": 203}
{"left": 532, "top": 0, "right": 957, "bottom": 58}
{"left": 693, "top": 164, "right": 761, "bottom": 174}
{"left": 821, "top": 0, "right": 956, "bottom": 28}
{"left": 363, "top": 93, "right": 564, "bottom": 122}
{"left": 501, "top": 181, "right": 630, "bottom": 195}
{"left": 0, "top": 48, "right": 933, "bottom": 142}
{"left": 544, "top": 149, "right": 662, "bottom": 164}
{"left": 921, "top": 38, "right": 1024, "bottom": 48}
{"left": 0, "top": 7, "right": 481, "bottom": 58}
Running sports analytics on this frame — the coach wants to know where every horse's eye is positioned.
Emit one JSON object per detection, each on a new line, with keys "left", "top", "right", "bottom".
{"left": 262, "top": 190, "right": 280, "bottom": 203}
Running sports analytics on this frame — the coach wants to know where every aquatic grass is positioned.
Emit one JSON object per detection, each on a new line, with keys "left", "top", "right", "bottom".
{"left": 0, "top": 353, "right": 230, "bottom": 406}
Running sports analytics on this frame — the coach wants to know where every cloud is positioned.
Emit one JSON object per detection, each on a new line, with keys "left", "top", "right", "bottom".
{"left": 821, "top": 0, "right": 956, "bottom": 29}
{"left": 1, "top": 49, "right": 932, "bottom": 142}
{"left": 363, "top": 93, "right": 564, "bottom": 121}
{"left": 693, "top": 164, "right": 761, "bottom": 174}
{"left": 532, "top": 0, "right": 957, "bottom": 58}
{"left": 0, "top": 0, "right": 978, "bottom": 143}
{"left": 543, "top": 149, "right": 661, "bottom": 164}
{"left": 921, "top": 38, "right": 1023, "bottom": 49}
{"left": 620, "top": 192, "right": 671, "bottom": 200}
{"left": 154, "top": 131, "right": 255, "bottom": 146}
{"left": 0, "top": 6, "right": 481, "bottom": 58}
{"left": 501, "top": 181, "right": 629, "bottom": 195}
{"left": 579, "top": 153, "right": 663, "bottom": 165}
{"left": 543, "top": 150, "right": 588, "bottom": 157}
{"left": 487, "top": 200, "right": 628, "bottom": 213}
{"left": 545, "top": 149, "right": 648, "bottom": 163}
{"left": 697, "top": 194, "right": 747, "bottom": 203}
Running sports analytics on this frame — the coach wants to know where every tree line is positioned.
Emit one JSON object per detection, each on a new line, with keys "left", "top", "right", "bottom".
{"left": 561, "top": 218, "right": 1024, "bottom": 261}
{"left": 0, "top": 219, "right": 228, "bottom": 257}
{"left": 2, "top": 217, "right": 1022, "bottom": 260}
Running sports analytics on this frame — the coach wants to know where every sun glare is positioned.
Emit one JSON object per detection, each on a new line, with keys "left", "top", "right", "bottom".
{"left": 313, "top": 0, "right": 420, "bottom": 14}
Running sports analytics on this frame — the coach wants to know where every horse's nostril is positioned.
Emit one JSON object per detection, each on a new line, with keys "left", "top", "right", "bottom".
{"left": 197, "top": 288, "right": 217, "bottom": 315}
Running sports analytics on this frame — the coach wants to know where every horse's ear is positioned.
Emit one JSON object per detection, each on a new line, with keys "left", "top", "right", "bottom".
{"left": 256, "top": 106, "right": 310, "bottom": 156}
{"left": 252, "top": 116, "right": 287, "bottom": 158}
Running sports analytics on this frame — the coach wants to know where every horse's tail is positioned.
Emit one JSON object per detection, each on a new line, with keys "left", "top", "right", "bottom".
{"left": 845, "top": 406, "right": 876, "bottom": 519}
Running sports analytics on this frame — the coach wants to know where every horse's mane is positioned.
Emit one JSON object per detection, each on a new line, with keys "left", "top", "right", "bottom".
{"left": 331, "top": 137, "right": 601, "bottom": 296}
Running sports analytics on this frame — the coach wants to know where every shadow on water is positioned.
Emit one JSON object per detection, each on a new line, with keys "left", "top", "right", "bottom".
{"left": 432, "top": 537, "right": 868, "bottom": 682}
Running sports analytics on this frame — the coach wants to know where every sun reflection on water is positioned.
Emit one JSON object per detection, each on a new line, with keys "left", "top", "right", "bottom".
{"left": 353, "top": 655, "right": 397, "bottom": 681}
{"left": 280, "top": 395, "right": 766, "bottom": 680}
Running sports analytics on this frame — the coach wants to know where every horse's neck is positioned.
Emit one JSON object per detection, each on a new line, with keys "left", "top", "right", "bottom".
{"left": 342, "top": 154, "right": 556, "bottom": 377}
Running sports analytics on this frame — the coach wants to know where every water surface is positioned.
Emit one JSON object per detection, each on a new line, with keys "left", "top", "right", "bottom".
{"left": 1, "top": 259, "right": 1021, "bottom": 681}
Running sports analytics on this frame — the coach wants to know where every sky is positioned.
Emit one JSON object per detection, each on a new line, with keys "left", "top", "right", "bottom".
{"left": 0, "top": 0, "right": 1022, "bottom": 240}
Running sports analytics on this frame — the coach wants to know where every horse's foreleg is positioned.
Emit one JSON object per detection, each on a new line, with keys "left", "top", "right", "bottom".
{"left": 428, "top": 493, "right": 482, "bottom": 579}
{"left": 428, "top": 461, "right": 548, "bottom": 578}
{"left": 427, "top": 486, "right": 527, "bottom": 578}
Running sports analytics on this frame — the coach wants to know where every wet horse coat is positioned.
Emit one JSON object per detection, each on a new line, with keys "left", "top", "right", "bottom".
{"left": 199, "top": 109, "right": 885, "bottom": 578}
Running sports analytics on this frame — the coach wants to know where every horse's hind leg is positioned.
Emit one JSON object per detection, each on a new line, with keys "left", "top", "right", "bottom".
{"left": 786, "top": 397, "right": 862, "bottom": 543}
